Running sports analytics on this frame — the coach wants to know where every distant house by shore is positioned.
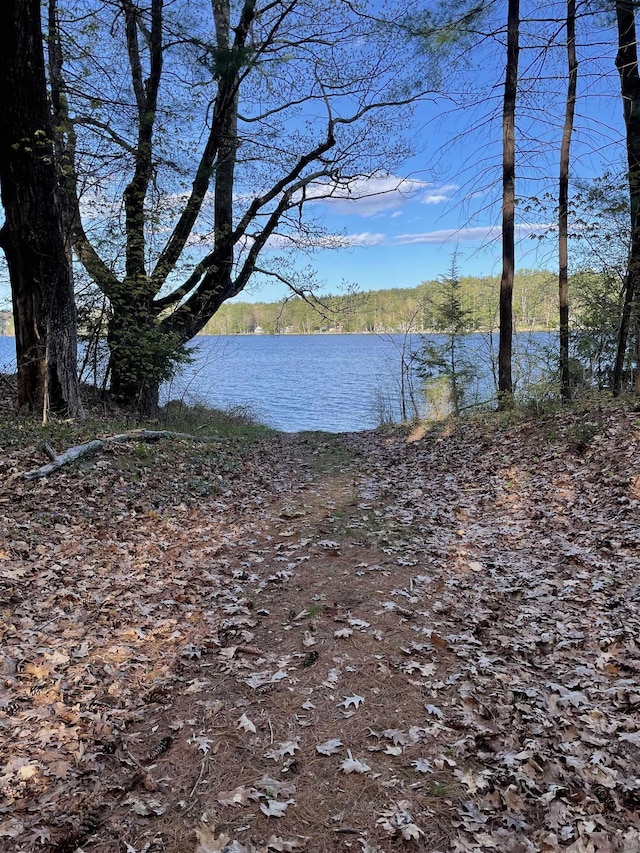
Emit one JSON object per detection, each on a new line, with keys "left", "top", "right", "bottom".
{"left": 0, "top": 312, "right": 13, "bottom": 336}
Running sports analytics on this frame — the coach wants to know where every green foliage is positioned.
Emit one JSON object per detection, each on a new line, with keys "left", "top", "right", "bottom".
{"left": 188, "top": 38, "right": 258, "bottom": 78}
{"left": 414, "top": 255, "right": 480, "bottom": 417}
{"left": 571, "top": 270, "right": 625, "bottom": 389}
{"left": 109, "top": 308, "right": 194, "bottom": 408}
{"left": 422, "top": 374, "right": 458, "bottom": 420}
{"left": 118, "top": 327, "right": 192, "bottom": 388}
{"left": 518, "top": 374, "right": 563, "bottom": 416}
{"left": 569, "top": 419, "right": 600, "bottom": 454}
{"left": 570, "top": 174, "right": 630, "bottom": 277}
{"left": 430, "top": 781, "right": 450, "bottom": 797}
{"left": 133, "top": 441, "right": 156, "bottom": 464}
{"left": 161, "top": 398, "right": 271, "bottom": 440}
{"left": 407, "top": 2, "right": 491, "bottom": 53}
{"left": 563, "top": 174, "right": 635, "bottom": 391}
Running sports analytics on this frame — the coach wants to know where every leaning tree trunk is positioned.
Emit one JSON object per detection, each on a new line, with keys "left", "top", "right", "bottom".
{"left": 559, "top": 0, "right": 577, "bottom": 401}
{"left": 0, "top": 0, "right": 82, "bottom": 417}
{"left": 498, "top": 0, "right": 520, "bottom": 410}
{"left": 614, "top": 0, "right": 640, "bottom": 396}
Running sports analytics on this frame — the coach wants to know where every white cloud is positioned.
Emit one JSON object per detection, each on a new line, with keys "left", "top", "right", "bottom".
{"left": 251, "top": 222, "right": 548, "bottom": 252}
{"left": 303, "top": 172, "right": 455, "bottom": 218}
{"left": 393, "top": 223, "right": 549, "bottom": 245}
{"left": 420, "top": 194, "right": 449, "bottom": 205}
{"left": 341, "top": 232, "right": 386, "bottom": 247}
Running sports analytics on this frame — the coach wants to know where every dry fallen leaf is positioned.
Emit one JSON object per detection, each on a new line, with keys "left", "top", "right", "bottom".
{"left": 254, "top": 776, "right": 297, "bottom": 798}
{"left": 267, "top": 835, "right": 308, "bottom": 851}
{"left": 619, "top": 731, "right": 640, "bottom": 746}
{"left": 126, "top": 795, "right": 168, "bottom": 816}
{"left": 6, "top": 393, "right": 640, "bottom": 853}
{"left": 341, "top": 694, "right": 364, "bottom": 709}
{"left": 260, "top": 799, "right": 294, "bottom": 818}
{"left": 376, "top": 801, "right": 424, "bottom": 842}
{"left": 265, "top": 739, "right": 300, "bottom": 761}
{"left": 402, "top": 660, "right": 436, "bottom": 676}
{"left": 316, "top": 738, "right": 343, "bottom": 756}
{"left": 195, "top": 825, "right": 231, "bottom": 853}
{"left": 190, "top": 734, "right": 215, "bottom": 754}
{"left": 184, "top": 679, "right": 210, "bottom": 694}
{"left": 340, "top": 750, "right": 371, "bottom": 774}
{"left": 429, "top": 632, "right": 449, "bottom": 650}
{"left": 358, "top": 840, "right": 384, "bottom": 853}
{"left": 237, "top": 713, "right": 257, "bottom": 734}
{"left": 0, "top": 817, "right": 24, "bottom": 839}
{"left": 322, "top": 667, "right": 340, "bottom": 687}
{"left": 217, "top": 785, "right": 260, "bottom": 807}
{"left": 48, "top": 759, "right": 74, "bottom": 779}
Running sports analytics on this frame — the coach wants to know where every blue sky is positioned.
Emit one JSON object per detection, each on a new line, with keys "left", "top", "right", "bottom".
{"left": 242, "top": 130, "right": 622, "bottom": 303}
{"left": 257, "top": 171, "right": 553, "bottom": 297}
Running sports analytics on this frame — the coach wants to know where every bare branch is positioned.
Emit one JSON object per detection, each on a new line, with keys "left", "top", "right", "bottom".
{"left": 48, "top": 0, "right": 120, "bottom": 298}
{"left": 232, "top": 131, "right": 336, "bottom": 244}
{"left": 73, "top": 115, "right": 137, "bottom": 155}
{"left": 121, "top": 0, "right": 146, "bottom": 114}
{"left": 121, "top": 0, "right": 164, "bottom": 281}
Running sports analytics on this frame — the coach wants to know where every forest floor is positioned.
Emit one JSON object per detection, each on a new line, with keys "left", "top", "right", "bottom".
{"left": 1, "top": 387, "right": 640, "bottom": 853}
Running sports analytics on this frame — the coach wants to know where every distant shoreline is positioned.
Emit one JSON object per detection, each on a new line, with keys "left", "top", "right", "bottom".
{"left": 193, "top": 327, "right": 556, "bottom": 336}
{"left": 0, "top": 325, "right": 557, "bottom": 341}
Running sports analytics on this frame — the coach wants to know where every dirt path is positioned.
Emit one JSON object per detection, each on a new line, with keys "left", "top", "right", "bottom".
{"left": 2, "top": 407, "right": 640, "bottom": 852}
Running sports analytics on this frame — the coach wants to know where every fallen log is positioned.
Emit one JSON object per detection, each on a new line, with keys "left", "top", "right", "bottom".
{"left": 23, "top": 429, "right": 213, "bottom": 480}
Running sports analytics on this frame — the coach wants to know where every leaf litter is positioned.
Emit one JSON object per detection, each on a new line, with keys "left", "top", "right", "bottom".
{"left": 1, "top": 399, "right": 640, "bottom": 850}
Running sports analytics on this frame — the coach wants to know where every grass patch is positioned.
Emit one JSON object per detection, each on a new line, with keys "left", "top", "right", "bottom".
{"left": 160, "top": 399, "right": 272, "bottom": 440}
{"left": 297, "top": 431, "right": 358, "bottom": 473}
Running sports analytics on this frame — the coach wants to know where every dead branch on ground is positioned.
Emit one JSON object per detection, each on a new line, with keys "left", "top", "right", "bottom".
{"left": 23, "top": 429, "right": 216, "bottom": 480}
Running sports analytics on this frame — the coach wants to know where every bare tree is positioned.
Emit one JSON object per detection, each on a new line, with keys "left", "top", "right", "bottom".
{"left": 613, "top": 0, "right": 640, "bottom": 396}
{"left": 498, "top": 0, "right": 520, "bottom": 409}
{"left": 0, "top": 0, "right": 82, "bottom": 417}
{"left": 50, "top": 0, "right": 434, "bottom": 415}
{"left": 559, "top": 0, "right": 578, "bottom": 401}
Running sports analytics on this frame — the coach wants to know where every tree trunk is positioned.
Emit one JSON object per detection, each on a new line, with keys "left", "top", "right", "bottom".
{"left": 107, "top": 292, "right": 163, "bottom": 418}
{"left": 0, "top": 0, "right": 82, "bottom": 417}
{"left": 498, "top": 0, "right": 520, "bottom": 410}
{"left": 559, "top": 0, "right": 577, "bottom": 402}
{"left": 614, "top": 0, "right": 640, "bottom": 396}
{"left": 636, "top": 314, "right": 640, "bottom": 394}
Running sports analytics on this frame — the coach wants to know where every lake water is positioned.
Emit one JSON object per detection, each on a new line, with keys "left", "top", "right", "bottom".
{"left": 0, "top": 333, "right": 554, "bottom": 432}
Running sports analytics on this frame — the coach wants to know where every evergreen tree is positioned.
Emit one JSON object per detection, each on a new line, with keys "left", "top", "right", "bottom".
{"left": 415, "top": 254, "right": 479, "bottom": 416}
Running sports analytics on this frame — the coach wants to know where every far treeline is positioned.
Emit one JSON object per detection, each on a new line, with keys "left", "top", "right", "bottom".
{"left": 202, "top": 270, "right": 570, "bottom": 336}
